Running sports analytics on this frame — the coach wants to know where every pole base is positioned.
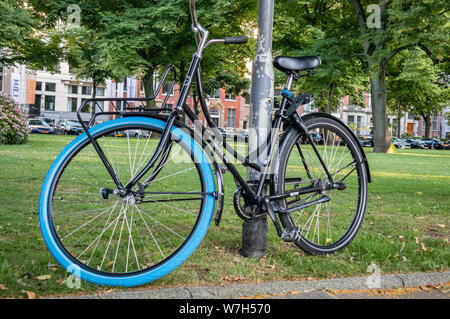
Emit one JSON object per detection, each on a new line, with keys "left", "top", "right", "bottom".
{"left": 241, "top": 215, "right": 268, "bottom": 258}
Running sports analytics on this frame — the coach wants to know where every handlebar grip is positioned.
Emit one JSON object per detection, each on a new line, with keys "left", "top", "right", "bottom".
{"left": 224, "top": 36, "right": 248, "bottom": 45}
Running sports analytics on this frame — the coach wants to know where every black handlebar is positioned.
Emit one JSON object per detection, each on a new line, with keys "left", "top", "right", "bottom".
{"left": 224, "top": 36, "right": 248, "bottom": 45}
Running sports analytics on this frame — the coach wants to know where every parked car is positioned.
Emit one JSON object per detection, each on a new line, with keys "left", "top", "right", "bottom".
{"left": 124, "top": 129, "right": 152, "bottom": 138}
{"left": 421, "top": 139, "right": 447, "bottom": 150}
{"left": 358, "top": 136, "right": 373, "bottom": 147}
{"left": 392, "top": 137, "right": 411, "bottom": 149}
{"left": 444, "top": 140, "right": 450, "bottom": 150}
{"left": 27, "top": 118, "right": 55, "bottom": 134}
{"left": 405, "top": 139, "right": 426, "bottom": 149}
{"left": 56, "top": 120, "right": 84, "bottom": 135}
{"left": 38, "top": 117, "right": 57, "bottom": 128}
{"left": 360, "top": 135, "right": 374, "bottom": 147}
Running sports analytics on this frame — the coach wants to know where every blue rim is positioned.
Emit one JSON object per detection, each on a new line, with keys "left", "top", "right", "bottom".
{"left": 39, "top": 117, "right": 215, "bottom": 287}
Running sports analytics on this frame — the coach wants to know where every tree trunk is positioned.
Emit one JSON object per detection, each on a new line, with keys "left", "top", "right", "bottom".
{"left": 324, "top": 82, "right": 335, "bottom": 115}
{"left": 423, "top": 113, "right": 432, "bottom": 139}
{"left": 370, "top": 68, "right": 390, "bottom": 153}
{"left": 142, "top": 68, "right": 156, "bottom": 108}
{"left": 397, "top": 98, "right": 401, "bottom": 138}
{"left": 91, "top": 79, "right": 97, "bottom": 116}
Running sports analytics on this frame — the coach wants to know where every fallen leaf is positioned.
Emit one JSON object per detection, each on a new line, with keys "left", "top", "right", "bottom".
{"left": 437, "top": 224, "right": 445, "bottom": 228}
{"left": 421, "top": 242, "right": 427, "bottom": 251}
{"left": 306, "top": 277, "right": 314, "bottom": 281}
{"left": 36, "top": 275, "right": 51, "bottom": 281}
{"left": 0, "top": 284, "right": 7, "bottom": 290}
{"left": 420, "top": 285, "right": 433, "bottom": 292}
{"left": 221, "top": 276, "right": 242, "bottom": 282}
{"left": 24, "top": 291, "right": 36, "bottom": 299}
{"left": 417, "top": 192, "right": 423, "bottom": 195}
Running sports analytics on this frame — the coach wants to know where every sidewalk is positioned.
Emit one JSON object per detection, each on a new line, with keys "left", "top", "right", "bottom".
{"left": 67, "top": 271, "right": 449, "bottom": 299}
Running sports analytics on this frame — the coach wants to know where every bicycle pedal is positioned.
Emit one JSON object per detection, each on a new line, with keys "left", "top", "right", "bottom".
{"left": 281, "top": 226, "right": 301, "bottom": 242}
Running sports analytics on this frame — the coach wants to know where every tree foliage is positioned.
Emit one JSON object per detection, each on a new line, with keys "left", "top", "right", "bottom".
{"left": 0, "top": 0, "right": 63, "bottom": 70}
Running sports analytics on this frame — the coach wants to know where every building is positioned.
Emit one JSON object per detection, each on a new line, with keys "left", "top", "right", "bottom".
{"left": 149, "top": 83, "right": 250, "bottom": 132}
{"left": 0, "top": 63, "right": 107, "bottom": 122}
{"left": 1, "top": 64, "right": 447, "bottom": 138}
{"left": 0, "top": 64, "right": 250, "bottom": 131}
{"left": 417, "top": 111, "right": 447, "bottom": 139}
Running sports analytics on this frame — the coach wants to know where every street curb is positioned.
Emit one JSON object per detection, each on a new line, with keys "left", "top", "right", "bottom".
{"left": 64, "top": 271, "right": 450, "bottom": 299}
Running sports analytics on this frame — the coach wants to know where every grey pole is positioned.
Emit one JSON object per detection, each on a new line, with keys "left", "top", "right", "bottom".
{"left": 241, "top": 0, "right": 274, "bottom": 258}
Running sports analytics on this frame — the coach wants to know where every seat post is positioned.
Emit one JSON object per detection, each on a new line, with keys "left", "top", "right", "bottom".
{"left": 285, "top": 73, "right": 295, "bottom": 90}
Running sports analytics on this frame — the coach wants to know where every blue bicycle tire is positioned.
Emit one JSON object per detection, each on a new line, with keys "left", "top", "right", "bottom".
{"left": 39, "top": 116, "right": 216, "bottom": 287}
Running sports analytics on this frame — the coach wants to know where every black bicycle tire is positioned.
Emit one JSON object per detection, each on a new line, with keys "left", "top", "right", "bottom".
{"left": 275, "top": 116, "right": 369, "bottom": 255}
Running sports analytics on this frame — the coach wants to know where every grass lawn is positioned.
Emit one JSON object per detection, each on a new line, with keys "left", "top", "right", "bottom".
{"left": 0, "top": 134, "right": 448, "bottom": 298}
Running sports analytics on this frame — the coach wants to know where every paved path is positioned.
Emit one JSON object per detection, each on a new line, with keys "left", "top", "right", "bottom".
{"left": 65, "top": 271, "right": 449, "bottom": 299}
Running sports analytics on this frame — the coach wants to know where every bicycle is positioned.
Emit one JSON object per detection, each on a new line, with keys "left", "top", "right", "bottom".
{"left": 39, "top": 0, "right": 371, "bottom": 287}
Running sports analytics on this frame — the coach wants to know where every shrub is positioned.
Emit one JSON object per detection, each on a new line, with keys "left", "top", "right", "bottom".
{"left": 401, "top": 132, "right": 412, "bottom": 139}
{"left": 0, "top": 94, "right": 29, "bottom": 145}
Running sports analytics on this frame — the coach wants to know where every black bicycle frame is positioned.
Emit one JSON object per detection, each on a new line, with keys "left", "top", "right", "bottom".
{"left": 74, "top": 0, "right": 335, "bottom": 211}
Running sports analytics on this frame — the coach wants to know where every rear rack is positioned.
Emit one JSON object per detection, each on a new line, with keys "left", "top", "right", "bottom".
{"left": 76, "top": 65, "right": 177, "bottom": 131}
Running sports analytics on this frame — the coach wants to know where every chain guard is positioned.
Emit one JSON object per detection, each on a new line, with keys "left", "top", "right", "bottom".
{"left": 233, "top": 187, "right": 260, "bottom": 221}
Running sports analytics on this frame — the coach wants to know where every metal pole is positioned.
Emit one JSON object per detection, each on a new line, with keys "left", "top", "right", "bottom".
{"left": 241, "top": 0, "right": 274, "bottom": 258}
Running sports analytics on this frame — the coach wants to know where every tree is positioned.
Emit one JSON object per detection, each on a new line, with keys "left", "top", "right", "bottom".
{"left": 0, "top": 0, "right": 63, "bottom": 71}
{"left": 63, "top": 27, "right": 114, "bottom": 114}
{"left": 97, "top": 0, "right": 256, "bottom": 107}
{"left": 350, "top": 0, "right": 449, "bottom": 152}
{"left": 273, "top": 1, "right": 368, "bottom": 115}
{"left": 35, "top": 0, "right": 256, "bottom": 109}
{"left": 392, "top": 49, "right": 449, "bottom": 139}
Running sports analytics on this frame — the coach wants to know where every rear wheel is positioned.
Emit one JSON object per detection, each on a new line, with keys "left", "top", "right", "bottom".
{"left": 275, "top": 116, "right": 368, "bottom": 255}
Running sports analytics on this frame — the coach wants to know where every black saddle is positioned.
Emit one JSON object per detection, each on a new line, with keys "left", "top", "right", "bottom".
{"left": 273, "top": 56, "right": 321, "bottom": 74}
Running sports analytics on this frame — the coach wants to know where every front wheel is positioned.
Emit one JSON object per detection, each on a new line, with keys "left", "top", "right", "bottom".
{"left": 39, "top": 116, "right": 216, "bottom": 286}
{"left": 275, "top": 115, "right": 369, "bottom": 255}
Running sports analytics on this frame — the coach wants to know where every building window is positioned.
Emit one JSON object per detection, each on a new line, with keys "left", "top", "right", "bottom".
{"left": 356, "top": 116, "right": 362, "bottom": 135}
{"left": 68, "top": 85, "right": 78, "bottom": 95}
{"left": 227, "top": 109, "right": 236, "bottom": 128}
{"left": 67, "top": 97, "right": 78, "bottom": 112}
{"left": 432, "top": 114, "right": 438, "bottom": 131}
{"left": 35, "top": 81, "right": 42, "bottom": 91}
{"left": 82, "top": 86, "right": 92, "bottom": 95}
{"left": 408, "top": 113, "right": 415, "bottom": 120}
{"left": 81, "top": 98, "right": 91, "bottom": 113}
{"left": 45, "top": 95, "right": 55, "bottom": 111}
{"left": 162, "top": 82, "right": 174, "bottom": 96}
{"left": 347, "top": 115, "right": 355, "bottom": 125}
{"left": 45, "top": 82, "right": 56, "bottom": 92}
{"left": 225, "top": 88, "right": 236, "bottom": 101}
{"left": 209, "top": 108, "right": 220, "bottom": 127}
{"left": 96, "top": 87, "right": 105, "bottom": 97}
{"left": 211, "top": 88, "right": 221, "bottom": 100}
